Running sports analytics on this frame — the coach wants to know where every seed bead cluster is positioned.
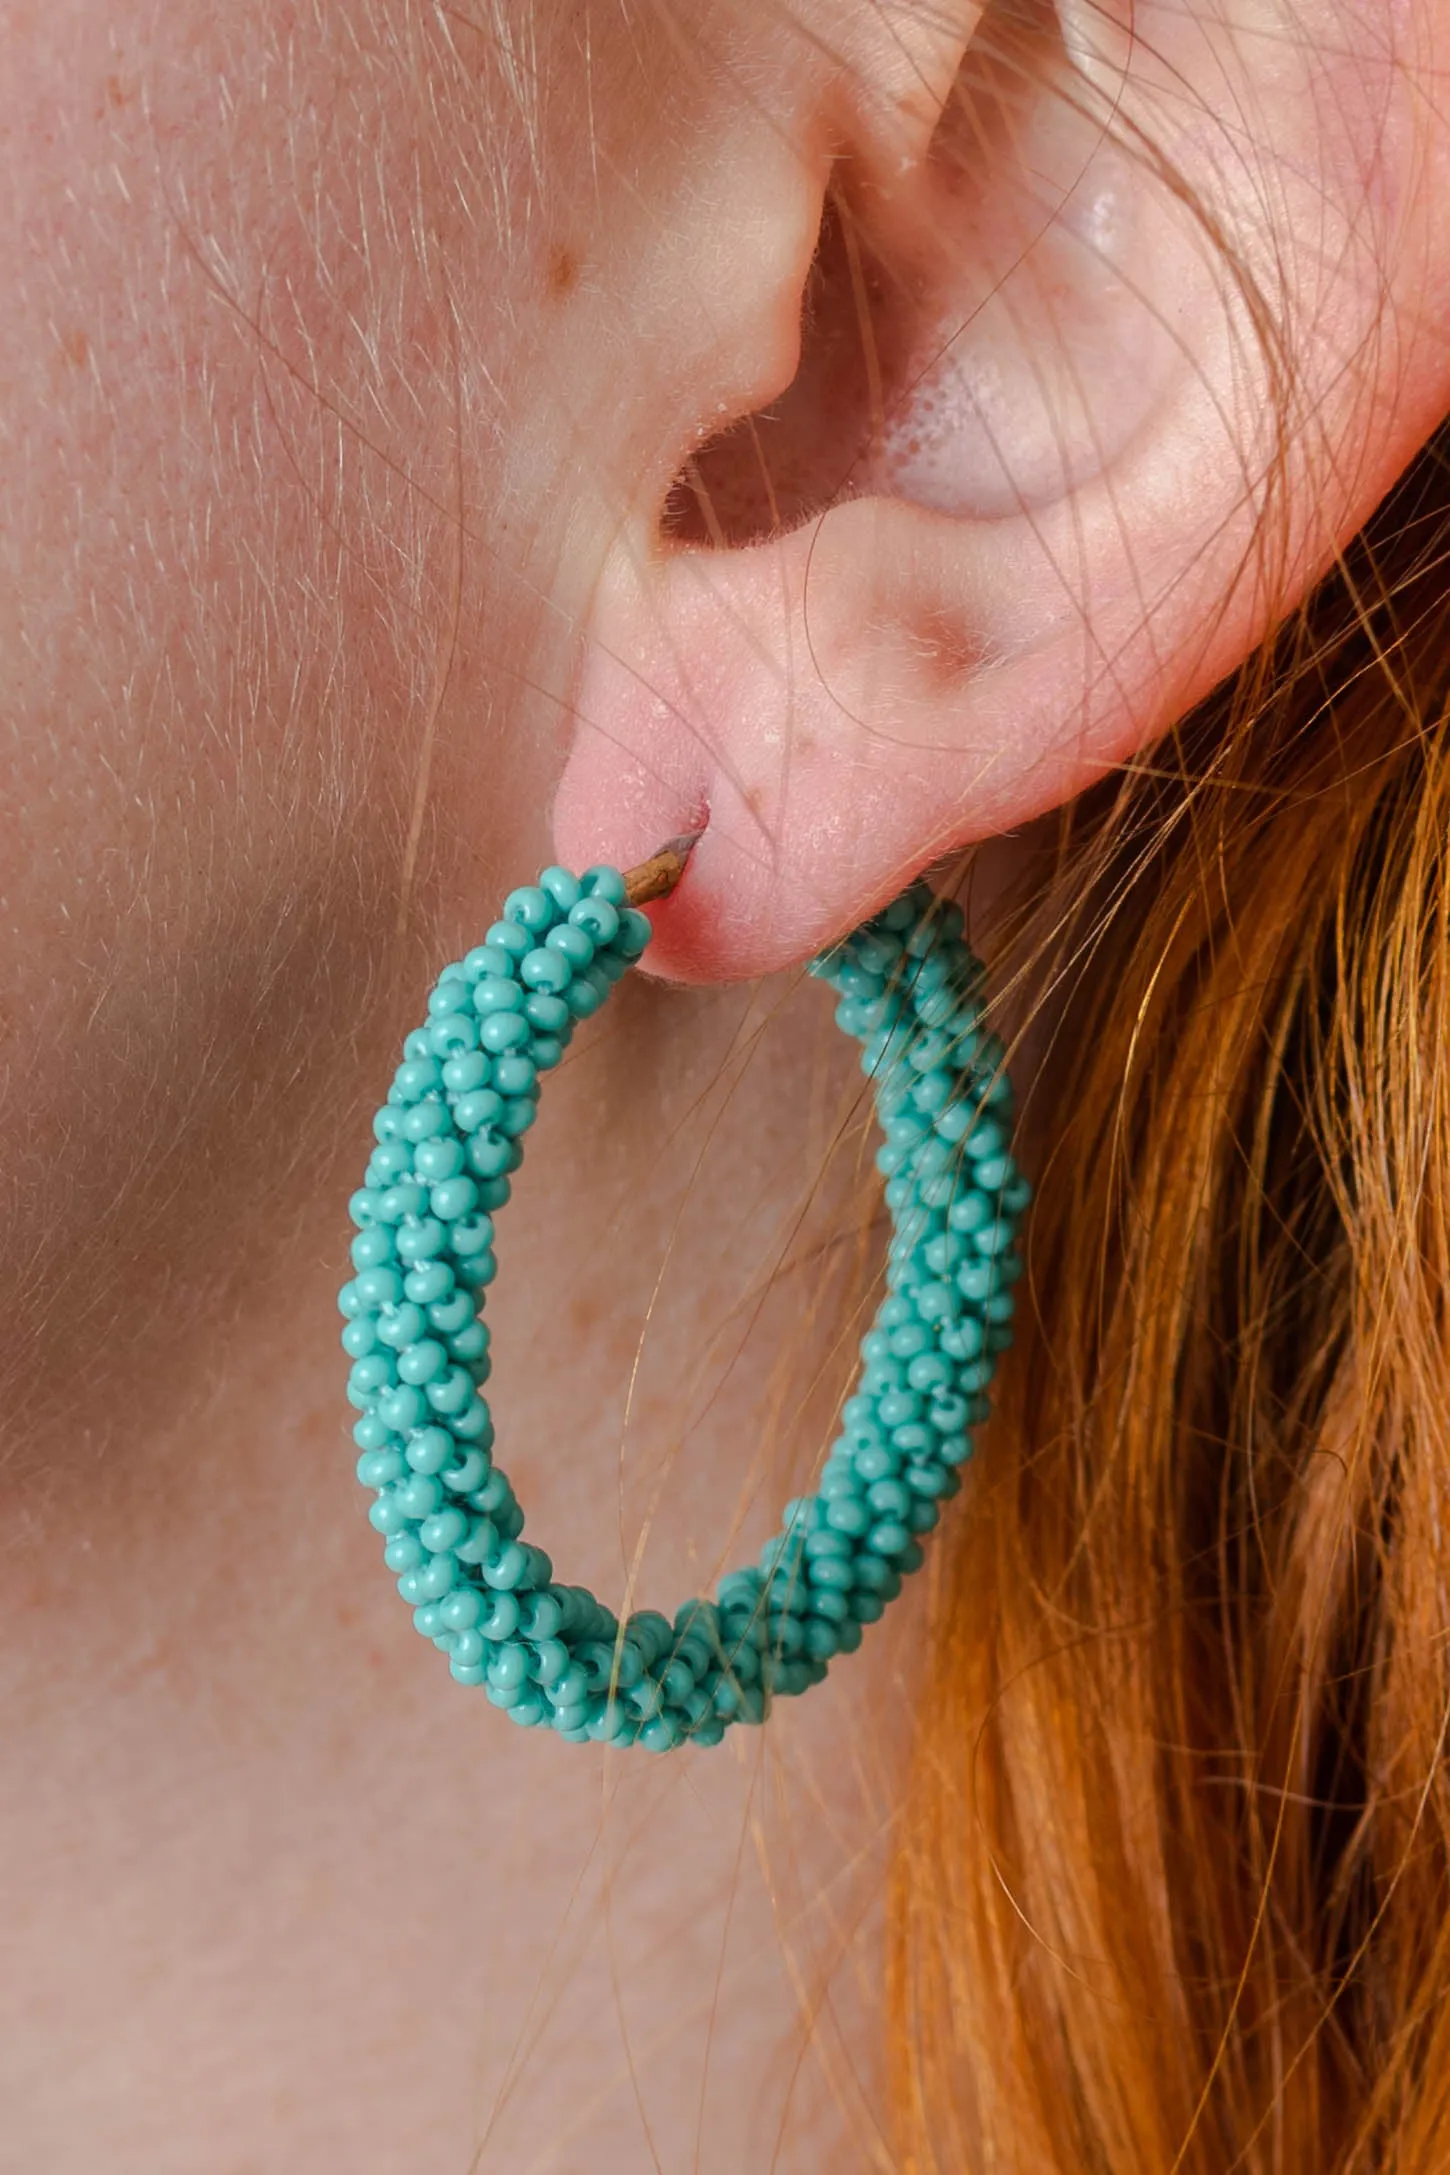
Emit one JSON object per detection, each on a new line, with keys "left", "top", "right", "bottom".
{"left": 339, "top": 865, "right": 1028, "bottom": 1750}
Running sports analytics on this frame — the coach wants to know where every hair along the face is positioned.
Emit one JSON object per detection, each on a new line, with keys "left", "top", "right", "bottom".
{"left": 885, "top": 421, "right": 1450, "bottom": 2172}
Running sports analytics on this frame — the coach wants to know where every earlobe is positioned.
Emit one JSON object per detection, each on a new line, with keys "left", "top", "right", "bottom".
{"left": 553, "top": 0, "right": 1450, "bottom": 982}
{"left": 554, "top": 490, "right": 1154, "bottom": 983}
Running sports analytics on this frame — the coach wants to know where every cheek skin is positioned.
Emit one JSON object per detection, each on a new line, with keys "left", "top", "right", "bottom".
{"left": 0, "top": 1, "right": 560, "bottom": 1453}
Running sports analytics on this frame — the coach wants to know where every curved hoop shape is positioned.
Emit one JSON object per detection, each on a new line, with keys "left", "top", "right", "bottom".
{"left": 339, "top": 865, "right": 1029, "bottom": 1749}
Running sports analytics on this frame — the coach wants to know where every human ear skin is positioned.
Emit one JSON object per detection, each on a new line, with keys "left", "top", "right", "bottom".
{"left": 553, "top": 0, "right": 1450, "bottom": 981}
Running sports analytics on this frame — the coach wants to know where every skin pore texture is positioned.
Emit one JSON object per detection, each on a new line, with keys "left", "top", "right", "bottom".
{"left": 4, "top": 1, "right": 1450, "bottom": 2168}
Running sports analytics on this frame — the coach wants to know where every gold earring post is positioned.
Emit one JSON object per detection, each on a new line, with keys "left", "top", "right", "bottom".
{"left": 620, "top": 832, "right": 702, "bottom": 907}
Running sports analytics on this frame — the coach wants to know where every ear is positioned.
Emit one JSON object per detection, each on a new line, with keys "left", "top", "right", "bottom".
{"left": 552, "top": 0, "right": 1450, "bottom": 980}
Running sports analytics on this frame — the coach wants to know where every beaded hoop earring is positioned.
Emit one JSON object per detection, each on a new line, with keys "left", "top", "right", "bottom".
{"left": 339, "top": 845, "right": 1029, "bottom": 1750}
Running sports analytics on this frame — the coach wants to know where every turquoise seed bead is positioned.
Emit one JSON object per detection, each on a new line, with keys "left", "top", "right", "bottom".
{"left": 473, "top": 976, "right": 523, "bottom": 1017}
{"left": 521, "top": 946, "right": 572, "bottom": 994}
{"left": 503, "top": 885, "right": 554, "bottom": 932}
{"left": 428, "top": 1289, "right": 474, "bottom": 1335}
{"left": 493, "top": 1053, "right": 537, "bottom": 1097}
{"left": 615, "top": 908, "right": 652, "bottom": 958}
{"left": 564, "top": 973, "right": 606, "bottom": 1020}
{"left": 580, "top": 865, "right": 626, "bottom": 905}
{"left": 569, "top": 895, "right": 619, "bottom": 946}
{"left": 414, "top": 1137, "right": 464, "bottom": 1181}
{"left": 396, "top": 1218, "right": 447, "bottom": 1262}
{"left": 479, "top": 1010, "right": 530, "bottom": 1054}
{"left": 464, "top": 943, "right": 514, "bottom": 980}
{"left": 340, "top": 1318, "right": 376, "bottom": 1359}
{"left": 430, "top": 1177, "right": 479, "bottom": 1223}
{"left": 443, "top": 1051, "right": 490, "bottom": 1096}
{"left": 524, "top": 991, "right": 571, "bottom": 1033}
{"left": 546, "top": 924, "right": 594, "bottom": 969}
{"left": 455, "top": 1090, "right": 502, "bottom": 1135}
{"left": 539, "top": 866, "right": 583, "bottom": 914}
{"left": 485, "top": 921, "right": 530, "bottom": 960}
{"left": 345, "top": 865, "right": 1025, "bottom": 1748}
{"left": 403, "top": 1261, "right": 454, "bottom": 1306}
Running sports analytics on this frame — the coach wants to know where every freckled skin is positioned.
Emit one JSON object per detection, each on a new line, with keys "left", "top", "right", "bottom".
{"left": 4, "top": 2, "right": 1450, "bottom": 2169}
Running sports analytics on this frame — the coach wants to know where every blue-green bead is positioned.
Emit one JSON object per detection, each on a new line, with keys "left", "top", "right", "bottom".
{"left": 378, "top": 1385, "right": 427, "bottom": 1432}
{"left": 580, "top": 864, "right": 627, "bottom": 905}
{"left": 424, "top": 1365, "right": 474, "bottom": 1416}
{"left": 404, "top": 1427, "right": 453, "bottom": 1476}
{"left": 384, "top": 1533, "right": 426, "bottom": 1572}
{"left": 458, "top": 1214, "right": 499, "bottom": 1259}
{"left": 427, "top": 1289, "right": 474, "bottom": 1335}
{"left": 496, "top": 1095, "right": 536, "bottom": 1139}
{"left": 396, "top": 1218, "right": 447, "bottom": 1262}
{"left": 399, "top": 1101, "right": 449, "bottom": 1143}
{"left": 488, "top": 1642, "right": 529, "bottom": 1690}
{"left": 348, "top": 1187, "right": 380, "bottom": 1229}
{"left": 545, "top": 923, "right": 594, "bottom": 970}
{"left": 538, "top": 866, "right": 583, "bottom": 914}
{"left": 442, "top": 1447, "right": 490, "bottom": 1491}
{"left": 396, "top": 1338, "right": 446, "bottom": 1386}
{"left": 430, "top": 1177, "right": 478, "bottom": 1223}
{"left": 348, "top": 1354, "right": 395, "bottom": 1400}
{"left": 349, "top": 1266, "right": 399, "bottom": 1311}
{"left": 504, "top": 885, "right": 555, "bottom": 932}
{"left": 485, "top": 920, "right": 531, "bottom": 960}
{"left": 370, "top": 1163, "right": 414, "bottom": 1206}
{"left": 403, "top": 1261, "right": 453, "bottom": 1305}
{"left": 463, "top": 942, "right": 516, "bottom": 980}
{"left": 340, "top": 1318, "right": 376, "bottom": 1360}
{"left": 853, "top": 929, "right": 901, "bottom": 976}
{"left": 564, "top": 972, "right": 607, "bottom": 1020}
{"left": 452, "top": 1399, "right": 495, "bottom": 1449}
{"left": 350, "top": 1227, "right": 394, "bottom": 1271}
{"left": 479, "top": 1010, "right": 530, "bottom": 1054}
{"left": 458, "top": 1097, "right": 505, "bottom": 1144}
{"left": 356, "top": 1448, "right": 404, "bottom": 1488}
{"left": 376, "top": 1181, "right": 425, "bottom": 1224}
{"left": 483, "top": 1541, "right": 529, "bottom": 1590}
{"left": 614, "top": 907, "right": 652, "bottom": 958}
{"left": 824, "top": 1495, "right": 870, "bottom": 1537}
{"left": 368, "top": 1492, "right": 408, "bottom": 1535}
{"left": 473, "top": 976, "right": 522, "bottom": 1017}
{"left": 441, "top": 1587, "right": 484, "bottom": 1631}
{"left": 413, "top": 1136, "right": 463, "bottom": 1182}
{"left": 521, "top": 946, "right": 571, "bottom": 994}
{"left": 494, "top": 1052, "right": 537, "bottom": 1097}
{"left": 420, "top": 1507, "right": 469, "bottom": 1553}
{"left": 393, "top": 1057, "right": 442, "bottom": 1102}
{"left": 569, "top": 895, "right": 619, "bottom": 946}
{"left": 443, "top": 1050, "right": 491, "bottom": 1096}
{"left": 592, "top": 946, "right": 630, "bottom": 985}
{"left": 523, "top": 990, "right": 570, "bottom": 1034}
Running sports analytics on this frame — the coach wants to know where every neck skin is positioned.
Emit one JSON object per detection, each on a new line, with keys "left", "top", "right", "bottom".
{"left": 0, "top": 940, "right": 920, "bottom": 2172}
